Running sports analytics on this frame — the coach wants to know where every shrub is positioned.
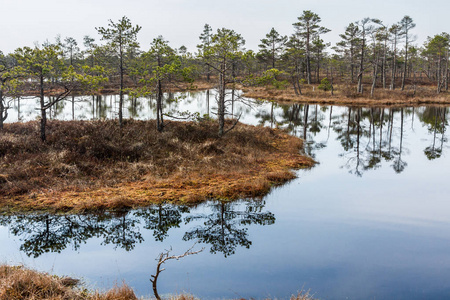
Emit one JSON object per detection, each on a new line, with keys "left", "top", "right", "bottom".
{"left": 318, "top": 78, "right": 332, "bottom": 91}
{"left": 244, "top": 69, "right": 288, "bottom": 89}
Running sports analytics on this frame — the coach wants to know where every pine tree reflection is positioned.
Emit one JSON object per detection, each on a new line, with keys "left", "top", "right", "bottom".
{"left": 0, "top": 211, "right": 144, "bottom": 257}
{"left": 100, "top": 211, "right": 144, "bottom": 251}
{"left": 0, "top": 201, "right": 275, "bottom": 258}
{"left": 421, "top": 107, "right": 448, "bottom": 160}
{"left": 183, "top": 200, "right": 275, "bottom": 257}
{"left": 391, "top": 108, "right": 408, "bottom": 173}
{"left": 135, "top": 204, "right": 190, "bottom": 242}
{"left": 0, "top": 214, "right": 106, "bottom": 258}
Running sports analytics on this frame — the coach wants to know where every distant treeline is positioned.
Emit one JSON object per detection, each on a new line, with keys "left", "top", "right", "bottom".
{"left": 1, "top": 11, "right": 449, "bottom": 136}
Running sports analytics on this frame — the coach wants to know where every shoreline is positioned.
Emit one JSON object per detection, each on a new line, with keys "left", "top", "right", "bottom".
{"left": 242, "top": 85, "right": 450, "bottom": 107}
{"left": 0, "top": 264, "right": 314, "bottom": 300}
{"left": 0, "top": 119, "right": 314, "bottom": 214}
{"left": 9, "top": 82, "right": 450, "bottom": 107}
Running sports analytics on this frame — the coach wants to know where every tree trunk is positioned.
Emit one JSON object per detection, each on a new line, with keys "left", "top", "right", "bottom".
{"left": 401, "top": 38, "right": 408, "bottom": 91}
{"left": 330, "top": 66, "right": 334, "bottom": 96}
{"left": 270, "top": 102, "right": 274, "bottom": 128}
{"left": 17, "top": 98, "right": 20, "bottom": 121}
{"left": 316, "top": 48, "right": 321, "bottom": 83}
{"left": 446, "top": 49, "right": 449, "bottom": 91}
{"left": 390, "top": 36, "right": 397, "bottom": 90}
{"left": 295, "top": 75, "right": 302, "bottom": 95}
{"left": 72, "top": 95, "right": 75, "bottom": 120}
{"left": 371, "top": 50, "right": 379, "bottom": 98}
{"left": 350, "top": 45, "right": 355, "bottom": 83}
{"left": 218, "top": 61, "right": 226, "bottom": 137}
{"left": 306, "top": 33, "right": 312, "bottom": 85}
{"left": 39, "top": 74, "right": 46, "bottom": 142}
{"left": 272, "top": 42, "right": 276, "bottom": 69}
{"left": 382, "top": 39, "right": 387, "bottom": 89}
{"left": 292, "top": 76, "right": 299, "bottom": 95}
{"left": 357, "top": 33, "right": 365, "bottom": 94}
{"left": 157, "top": 79, "right": 163, "bottom": 132}
{"left": 119, "top": 46, "right": 124, "bottom": 127}
{"left": 150, "top": 261, "right": 162, "bottom": 300}
{"left": 206, "top": 89, "right": 210, "bottom": 116}
{"left": 437, "top": 54, "right": 442, "bottom": 94}
{"left": 0, "top": 89, "right": 4, "bottom": 130}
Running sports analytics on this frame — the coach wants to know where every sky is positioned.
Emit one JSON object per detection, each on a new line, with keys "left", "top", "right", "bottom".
{"left": 0, "top": 0, "right": 448, "bottom": 54}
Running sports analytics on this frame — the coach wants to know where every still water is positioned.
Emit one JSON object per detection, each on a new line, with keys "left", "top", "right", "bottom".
{"left": 1, "top": 91, "right": 450, "bottom": 299}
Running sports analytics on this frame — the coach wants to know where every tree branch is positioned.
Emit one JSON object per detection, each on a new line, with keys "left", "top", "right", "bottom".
{"left": 150, "top": 243, "right": 204, "bottom": 300}
{"left": 42, "top": 87, "right": 72, "bottom": 111}
{"left": 223, "top": 113, "right": 242, "bottom": 136}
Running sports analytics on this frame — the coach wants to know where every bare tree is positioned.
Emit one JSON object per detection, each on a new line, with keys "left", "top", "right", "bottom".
{"left": 150, "top": 244, "right": 204, "bottom": 300}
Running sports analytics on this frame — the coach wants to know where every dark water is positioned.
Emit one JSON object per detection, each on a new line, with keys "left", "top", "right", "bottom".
{"left": 2, "top": 92, "right": 450, "bottom": 299}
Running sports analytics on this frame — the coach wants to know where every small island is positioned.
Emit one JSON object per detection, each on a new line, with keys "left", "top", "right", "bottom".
{"left": 0, "top": 119, "right": 314, "bottom": 213}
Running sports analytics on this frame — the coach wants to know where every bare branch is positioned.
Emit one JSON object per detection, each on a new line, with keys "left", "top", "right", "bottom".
{"left": 42, "top": 87, "right": 71, "bottom": 110}
{"left": 223, "top": 113, "right": 242, "bottom": 136}
{"left": 150, "top": 243, "right": 204, "bottom": 300}
{"left": 205, "top": 62, "right": 221, "bottom": 73}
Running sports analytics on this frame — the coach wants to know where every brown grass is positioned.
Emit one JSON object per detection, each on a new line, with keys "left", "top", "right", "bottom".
{"left": 243, "top": 84, "right": 450, "bottom": 107}
{"left": 0, "top": 119, "right": 314, "bottom": 213}
{"left": 0, "top": 265, "right": 137, "bottom": 300}
{"left": 290, "top": 290, "right": 316, "bottom": 300}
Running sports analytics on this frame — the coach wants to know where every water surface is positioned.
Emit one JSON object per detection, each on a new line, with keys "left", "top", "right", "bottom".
{"left": 1, "top": 92, "right": 450, "bottom": 299}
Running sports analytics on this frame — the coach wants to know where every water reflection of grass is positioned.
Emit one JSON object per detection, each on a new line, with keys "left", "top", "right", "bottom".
{"left": 0, "top": 119, "right": 314, "bottom": 213}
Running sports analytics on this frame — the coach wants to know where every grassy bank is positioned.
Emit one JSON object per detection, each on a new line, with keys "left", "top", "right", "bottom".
{"left": 0, "top": 119, "right": 314, "bottom": 213}
{"left": 243, "top": 85, "right": 450, "bottom": 107}
{"left": 0, "top": 265, "right": 315, "bottom": 300}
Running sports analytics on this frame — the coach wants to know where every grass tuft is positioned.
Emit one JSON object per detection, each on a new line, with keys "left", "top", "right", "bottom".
{"left": 0, "top": 265, "right": 137, "bottom": 300}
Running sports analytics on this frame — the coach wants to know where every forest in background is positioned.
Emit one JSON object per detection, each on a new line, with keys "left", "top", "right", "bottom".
{"left": 1, "top": 11, "right": 450, "bottom": 138}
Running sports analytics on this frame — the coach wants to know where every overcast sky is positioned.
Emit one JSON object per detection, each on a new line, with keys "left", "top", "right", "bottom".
{"left": 1, "top": 0, "right": 448, "bottom": 54}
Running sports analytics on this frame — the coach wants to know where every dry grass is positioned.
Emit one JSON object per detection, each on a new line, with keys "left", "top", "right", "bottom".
{"left": 0, "top": 265, "right": 137, "bottom": 300}
{"left": 0, "top": 119, "right": 314, "bottom": 213}
{"left": 290, "top": 290, "right": 316, "bottom": 300}
{"left": 168, "top": 294, "right": 198, "bottom": 300}
{"left": 91, "top": 284, "right": 137, "bottom": 300}
{"left": 243, "top": 84, "right": 450, "bottom": 107}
